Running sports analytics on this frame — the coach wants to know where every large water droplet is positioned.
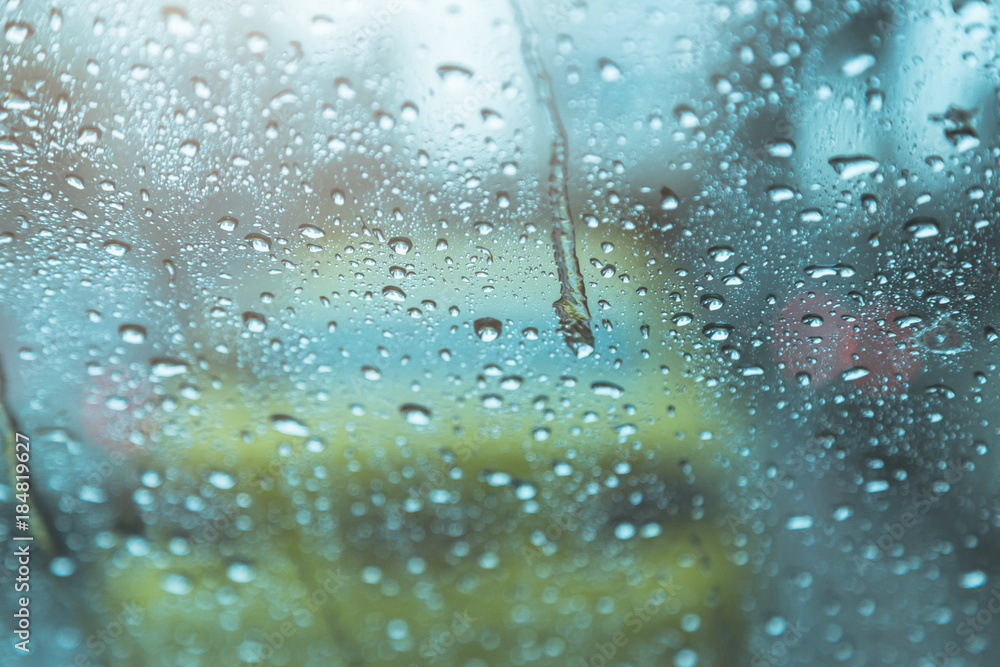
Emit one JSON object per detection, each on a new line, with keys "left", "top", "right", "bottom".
{"left": 474, "top": 317, "right": 502, "bottom": 342}
{"left": 400, "top": 404, "right": 431, "bottom": 426}
{"left": 270, "top": 414, "right": 309, "bottom": 437}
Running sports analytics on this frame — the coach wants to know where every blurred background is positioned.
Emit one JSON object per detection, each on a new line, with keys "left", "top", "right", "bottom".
{"left": 1, "top": 0, "right": 998, "bottom": 665}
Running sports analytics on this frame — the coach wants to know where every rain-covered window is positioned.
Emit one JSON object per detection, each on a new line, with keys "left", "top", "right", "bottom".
{"left": 1, "top": 0, "right": 998, "bottom": 665}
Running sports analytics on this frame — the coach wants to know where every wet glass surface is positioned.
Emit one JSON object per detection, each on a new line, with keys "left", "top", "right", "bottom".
{"left": 1, "top": 1, "right": 999, "bottom": 665}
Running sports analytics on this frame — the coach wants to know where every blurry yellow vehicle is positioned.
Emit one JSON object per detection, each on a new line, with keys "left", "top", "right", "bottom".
{"left": 34, "top": 215, "right": 759, "bottom": 666}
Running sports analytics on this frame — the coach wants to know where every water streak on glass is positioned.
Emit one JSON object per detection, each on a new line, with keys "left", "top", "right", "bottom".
{"left": 509, "top": 0, "right": 594, "bottom": 359}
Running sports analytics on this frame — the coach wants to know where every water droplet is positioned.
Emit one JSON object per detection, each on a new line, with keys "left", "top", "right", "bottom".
{"left": 482, "top": 394, "right": 503, "bottom": 409}
{"left": 49, "top": 556, "right": 76, "bottom": 577}
{"left": 245, "top": 233, "right": 272, "bottom": 252}
{"left": 362, "top": 366, "right": 382, "bottom": 381}
{"left": 130, "top": 64, "right": 152, "bottom": 81}
{"left": 163, "top": 8, "right": 194, "bottom": 37}
{"left": 674, "top": 104, "right": 699, "bottom": 128}
{"left": 400, "top": 404, "right": 431, "bottom": 426}
{"left": 768, "top": 185, "right": 796, "bottom": 202}
{"left": 905, "top": 217, "right": 940, "bottom": 239}
{"left": 151, "top": 358, "right": 187, "bottom": 377}
{"left": 119, "top": 324, "right": 147, "bottom": 344}
{"left": 709, "top": 246, "right": 735, "bottom": 262}
{"left": 218, "top": 216, "right": 238, "bottom": 232}
{"left": 436, "top": 64, "right": 474, "bottom": 87}
{"left": 243, "top": 312, "right": 266, "bottom": 332}
{"left": 209, "top": 472, "right": 235, "bottom": 490}
{"left": 841, "top": 53, "right": 876, "bottom": 77}
{"left": 842, "top": 366, "right": 870, "bottom": 381}
{"left": 389, "top": 237, "right": 412, "bottom": 255}
{"left": 77, "top": 127, "right": 102, "bottom": 145}
{"left": 701, "top": 294, "right": 725, "bottom": 311}
{"left": 103, "top": 240, "right": 130, "bottom": 256}
{"left": 4, "top": 22, "right": 34, "bottom": 45}
{"left": 270, "top": 414, "right": 309, "bottom": 437}
{"left": 599, "top": 59, "right": 623, "bottom": 82}
{"left": 227, "top": 561, "right": 255, "bottom": 583}
{"left": 162, "top": 573, "right": 193, "bottom": 595}
{"left": 960, "top": 570, "right": 987, "bottom": 589}
{"left": 474, "top": 317, "right": 503, "bottom": 342}
{"left": 591, "top": 381, "right": 625, "bottom": 398}
{"left": 703, "top": 323, "right": 732, "bottom": 341}
{"left": 299, "top": 224, "right": 325, "bottom": 239}
{"left": 383, "top": 286, "right": 406, "bottom": 302}
{"left": 614, "top": 523, "right": 636, "bottom": 539}
{"left": 672, "top": 313, "right": 693, "bottom": 326}
{"left": 387, "top": 619, "right": 409, "bottom": 640}
{"left": 829, "top": 155, "right": 879, "bottom": 179}
{"left": 660, "top": 187, "right": 680, "bottom": 211}
{"left": 786, "top": 515, "right": 814, "bottom": 530}
{"left": 179, "top": 140, "right": 199, "bottom": 157}
{"left": 246, "top": 32, "right": 269, "bottom": 54}
{"left": 515, "top": 483, "right": 536, "bottom": 500}
{"left": 765, "top": 139, "right": 795, "bottom": 158}
{"left": 553, "top": 461, "right": 573, "bottom": 476}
